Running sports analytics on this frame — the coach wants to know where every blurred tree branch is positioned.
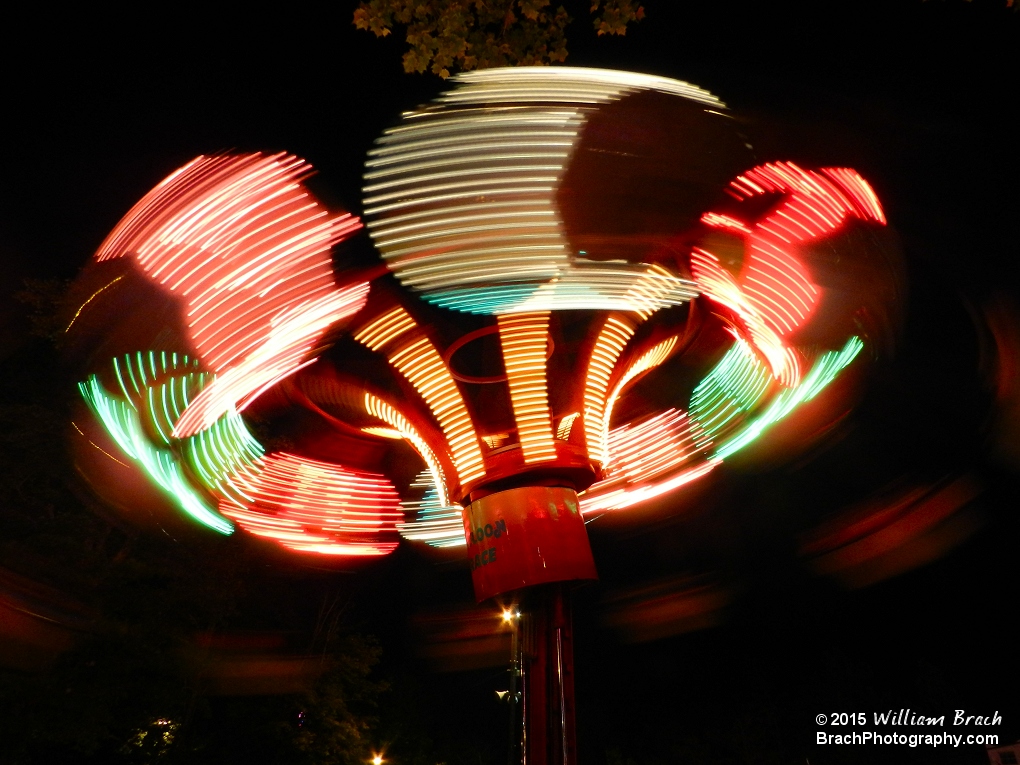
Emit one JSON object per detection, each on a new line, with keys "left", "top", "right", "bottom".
{"left": 353, "top": 0, "right": 645, "bottom": 78}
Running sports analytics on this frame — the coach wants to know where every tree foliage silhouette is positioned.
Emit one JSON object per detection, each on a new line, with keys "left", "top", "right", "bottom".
{"left": 353, "top": 0, "right": 644, "bottom": 77}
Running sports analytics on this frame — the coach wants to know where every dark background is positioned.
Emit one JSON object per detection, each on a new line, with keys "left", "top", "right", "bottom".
{"left": 2, "top": 2, "right": 1019, "bottom": 763}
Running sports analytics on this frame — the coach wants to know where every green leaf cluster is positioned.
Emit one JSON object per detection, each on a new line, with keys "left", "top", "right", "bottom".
{"left": 353, "top": 0, "right": 644, "bottom": 77}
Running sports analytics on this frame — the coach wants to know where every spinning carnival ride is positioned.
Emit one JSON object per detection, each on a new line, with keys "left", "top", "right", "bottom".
{"left": 65, "top": 68, "right": 900, "bottom": 764}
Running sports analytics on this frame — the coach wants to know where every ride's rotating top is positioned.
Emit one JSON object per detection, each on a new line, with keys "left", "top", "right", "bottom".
{"left": 65, "top": 67, "right": 901, "bottom": 601}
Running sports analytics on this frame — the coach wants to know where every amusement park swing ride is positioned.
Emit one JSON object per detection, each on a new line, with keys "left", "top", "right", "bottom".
{"left": 65, "top": 67, "right": 898, "bottom": 764}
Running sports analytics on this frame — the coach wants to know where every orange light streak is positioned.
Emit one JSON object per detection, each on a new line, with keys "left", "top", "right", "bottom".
{"left": 556, "top": 412, "right": 580, "bottom": 441}
{"left": 70, "top": 420, "right": 131, "bottom": 468}
{"left": 65, "top": 276, "right": 125, "bottom": 333}
{"left": 364, "top": 393, "right": 449, "bottom": 507}
{"left": 361, "top": 426, "right": 403, "bottom": 439}
{"left": 481, "top": 433, "right": 510, "bottom": 449}
{"left": 498, "top": 312, "right": 557, "bottom": 463}
{"left": 582, "top": 315, "right": 638, "bottom": 465}
{"left": 601, "top": 336, "right": 679, "bottom": 468}
{"left": 387, "top": 337, "right": 486, "bottom": 485}
{"left": 354, "top": 306, "right": 418, "bottom": 351}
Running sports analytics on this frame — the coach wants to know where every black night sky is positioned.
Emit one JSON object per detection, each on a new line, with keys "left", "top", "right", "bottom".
{"left": 2, "top": 2, "right": 1019, "bottom": 764}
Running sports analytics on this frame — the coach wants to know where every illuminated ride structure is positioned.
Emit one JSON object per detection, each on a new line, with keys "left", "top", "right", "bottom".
{"left": 65, "top": 68, "right": 899, "bottom": 765}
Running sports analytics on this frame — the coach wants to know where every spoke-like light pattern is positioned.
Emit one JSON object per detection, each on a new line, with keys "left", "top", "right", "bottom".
{"left": 365, "top": 393, "right": 449, "bottom": 506}
{"left": 583, "top": 315, "right": 639, "bottom": 465}
{"left": 498, "top": 312, "right": 557, "bottom": 463}
{"left": 388, "top": 337, "right": 486, "bottom": 485}
{"left": 69, "top": 86, "right": 890, "bottom": 562}
{"left": 354, "top": 308, "right": 485, "bottom": 487}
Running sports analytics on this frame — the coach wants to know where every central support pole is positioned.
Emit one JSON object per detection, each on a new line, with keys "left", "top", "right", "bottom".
{"left": 462, "top": 484, "right": 593, "bottom": 765}
{"left": 521, "top": 583, "right": 577, "bottom": 765}
{"left": 509, "top": 612, "right": 522, "bottom": 765}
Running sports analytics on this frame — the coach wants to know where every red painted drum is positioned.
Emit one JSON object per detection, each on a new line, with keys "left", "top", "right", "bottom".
{"left": 463, "top": 486, "right": 598, "bottom": 602}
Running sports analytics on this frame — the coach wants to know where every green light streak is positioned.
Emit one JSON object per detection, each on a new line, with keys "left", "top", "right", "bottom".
{"left": 689, "top": 341, "right": 772, "bottom": 445}
{"left": 715, "top": 336, "right": 863, "bottom": 459}
{"left": 184, "top": 412, "right": 264, "bottom": 505}
{"left": 113, "top": 356, "right": 133, "bottom": 405}
{"left": 148, "top": 387, "right": 170, "bottom": 444}
{"left": 124, "top": 354, "right": 142, "bottom": 396}
{"left": 76, "top": 351, "right": 266, "bottom": 536}
{"left": 79, "top": 375, "right": 234, "bottom": 535}
{"left": 426, "top": 284, "right": 538, "bottom": 314}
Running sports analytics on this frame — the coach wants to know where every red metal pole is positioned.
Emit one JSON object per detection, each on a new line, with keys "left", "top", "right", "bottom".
{"left": 523, "top": 583, "right": 577, "bottom": 765}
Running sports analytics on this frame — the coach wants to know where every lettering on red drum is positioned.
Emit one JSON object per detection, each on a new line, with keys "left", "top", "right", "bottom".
{"left": 468, "top": 519, "right": 506, "bottom": 545}
{"left": 469, "top": 547, "right": 497, "bottom": 571}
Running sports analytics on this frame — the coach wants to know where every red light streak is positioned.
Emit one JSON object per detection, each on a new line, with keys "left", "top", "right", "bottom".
{"left": 176, "top": 284, "right": 369, "bottom": 435}
{"left": 695, "top": 162, "right": 886, "bottom": 386}
{"left": 220, "top": 453, "right": 401, "bottom": 556}
{"left": 91, "top": 153, "right": 367, "bottom": 436}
